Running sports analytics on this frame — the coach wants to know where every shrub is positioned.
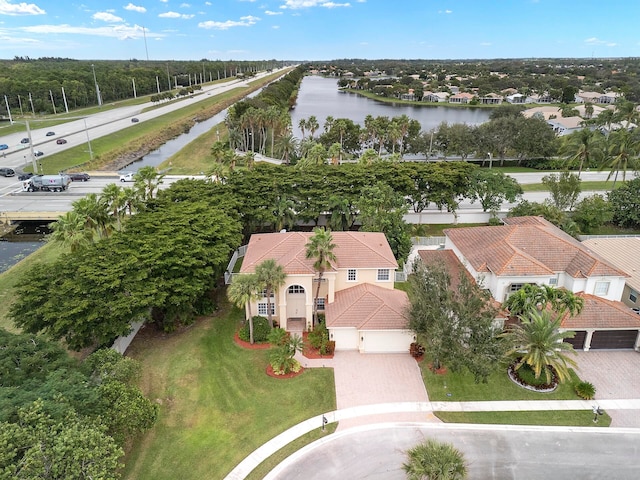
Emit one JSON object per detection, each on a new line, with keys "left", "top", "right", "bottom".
{"left": 403, "top": 439, "right": 467, "bottom": 480}
{"left": 269, "top": 334, "right": 304, "bottom": 374}
{"left": 409, "top": 342, "right": 425, "bottom": 358}
{"left": 238, "top": 316, "right": 271, "bottom": 343}
{"left": 574, "top": 381, "right": 596, "bottom": 400}
{"left": 308, "top": 322, "right": 329, "bottom": 349}
{"left": 268, "top": 327, "right": 288, "bottom": 346}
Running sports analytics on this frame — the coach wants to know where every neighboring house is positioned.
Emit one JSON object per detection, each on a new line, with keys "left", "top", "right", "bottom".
{"left": 575, "top": 90, "right": 622, "bottom": 104}
{"left": 547, "top": 116, "right": 585, "bottom": 136}
{"left": 478, "top": 93, "right": 503, "bottom": 105}
{"left": 442, "top": 216, "right": 640, "bottom": 350}
{"left": 423, "top": 91, "right": 449, "bottom": 102}
{"left": 505, "top": 93, "right": 526, "bottom": 104}
{"left": 239, "top": 231, "right": 413, "bottom": 353}
{"left": 582, "top": 237, "right": 640, "bottom": 310}
{"left": 448, "top": 92, "right": 475, "bottom": 104}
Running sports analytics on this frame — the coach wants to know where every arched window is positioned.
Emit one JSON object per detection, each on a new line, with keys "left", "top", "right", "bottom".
{"left": 288, "top": 285, "right": 305, "bottom": 294}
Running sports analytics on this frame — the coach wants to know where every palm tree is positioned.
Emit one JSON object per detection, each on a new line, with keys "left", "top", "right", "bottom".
{"left": 305, "top": 228, "right": 337, "bottom": 327}
{"left": 255, "top": 259, "right": 286, "bottom": 328}
{"left": 328, "top": 142, "right": 342, "bottom": 165}
{"left": 275, "top": 133, "right": 298, "bottom": 165}
{"left": 307, "top": 115, "right": 320, "bottom": 139}
{"left": 503, "top": 309, "right": 578, "bottom": 384}
{"left": 227, "top": 274, "right": 261, "bottom": 344}
{"left": 72, "top": 193, "right": 112, "bottom": 240}
{"left": 272, "top": 196, "right": 296, "bottom": 232}
{"left": 604, "top": 128, "right": 640, "bottom": 187}
{"left": 121, "top": 186, "right": 141, "bottom": 216}
{"left": 100, "top": 183, "right": 126, "bottom": 231}
{"left": 403, "top": 439, "right": 467, "bottom": 480}
{"left": 503, "top": 284, "right": 583, "bottom": 319}
{"left": 135, "top": 166, "right": 165, "bottom": 201}
{"left": 298, "top": 118, "right": 307, "bottom": 139}
{"left": 205, "top": 162, "right": 229, "bottom": 184}
{"left": 49, "top": 211, "right": 92, "bottom": 252}
{"left": 358, "top": 148, "right": 379, "bottom": 165}
{"left": 559, "top": 128, "right": 604, "bottom": 178}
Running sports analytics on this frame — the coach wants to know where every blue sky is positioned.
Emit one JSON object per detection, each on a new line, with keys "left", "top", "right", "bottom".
{"left": 0, "top": 0, "right": 638, "bottom": 61}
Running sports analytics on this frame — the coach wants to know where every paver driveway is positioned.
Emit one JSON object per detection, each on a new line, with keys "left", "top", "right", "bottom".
{"left": 574, "top": 350, "right": 640, "bottom": 427}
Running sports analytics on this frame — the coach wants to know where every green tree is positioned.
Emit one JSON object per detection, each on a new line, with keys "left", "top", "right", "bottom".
{"left": 604, "top": 128, "right": 640, "bottom": 187}
{"left": 608, "top": 177, "right": 640, "bottom": 228}
{"left": 305, "top": 228, "right": 337, "bottom": 326}
{"left": 571, "top": 194, "right": 613, "bottom": 233}
{"left": 502, "top": 310, "right": 578, "bottom": 384}
{"left": 503, "top": 284, "right": 584, "bottom": 319}
{"left": 467, "top": 169, "right": 523, "bottom": 212}
{"left": 135, "top": 165, "right": 165, "bottom": 201}
{"left": 255, "top": 259, "right": 286, "bottom": 329}
{"left": 49, "top": 211, "right": 93, "bottom": 252}
{"left": 542, "top": 171, "right": 582, "bottom": 210}
{"left": 403, "top": 439, "right": 467, "bottom": 480}
{"left": 227, "top": 274, "right": 261, "bottom": 344}
{"left": 559, "top": 128, "right": 605, "bottom": 177}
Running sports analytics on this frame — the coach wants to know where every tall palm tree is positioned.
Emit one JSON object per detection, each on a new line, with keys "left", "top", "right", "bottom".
{"left": 275, "top": 133, "right": 298, "bottom": 165}
{"left": 503, "top": 284, "right": 583, "bottom": 319}
{"left": 205, "top": 162, "right": 229, "bottom": 184}
{"left": 121, "top": 186, "right": 141, "bottom": 216}
{"left": 559, "top": 128, "right": 604, "bottom": 178}
{"left": 604, "top": 128, "right": 640, "bottom": 187}
{"left": 100, "top": 183, "right": 126, "bottom": 231}
{"left": 135, "top": 166, "right": 165, "bottom": 201}
{"left": 298, "top": 118, "right": 307, "bottom": 139}
{"left": 307, "top": 115, "right": 319, "bottom": 139}
{"left": 72, "top": 193, "right": 112, "bottom": 240}
{"left": 403, "top": 439, "right": 467, "bottom": 480}
{"left": 305, "top": 228, "right": 337, "bottom": 326}
{"left": 328, "top": 142, "right": 342, "bottom": 165}
{"left": 272, "top": 196, "right": 296, "bottom": 232}
{"left": 255, "top": 259, "right": 286, "bottom": 328}
{"left": 227, "top": 274, "right": 261, "bottom": 344}
{"left": 503, "top": 309, "right": 578, "bottom": 384}
{"left": 49, "top": 211, "right": 92, "bottom": 252}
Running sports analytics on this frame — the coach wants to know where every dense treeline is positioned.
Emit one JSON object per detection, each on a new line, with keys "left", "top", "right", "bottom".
{"left": 0, "top": 57, "right": 282, "bottom": 115}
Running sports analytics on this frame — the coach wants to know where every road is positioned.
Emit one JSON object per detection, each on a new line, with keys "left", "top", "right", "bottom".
{"left": 266, "top": 423, "right": 640, "bottom": 480}
{"left": 0, "top": 68, "right": 287, "bottom": 173}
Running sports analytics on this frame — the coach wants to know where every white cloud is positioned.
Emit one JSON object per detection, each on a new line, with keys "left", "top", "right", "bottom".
{"left": 124, "top": 3, "right": 146, "bottom": 13}
{"left": 438, "top": 9, "right": 452, "bottom": 14}
{"left": 280, "top": 0, "right": 350, "bottom": 8}
{"left": 585, "top": 37, "right": 617, "bottom": 47}
{"left": 93, "top": 12, "right": 124, "bottom": 22}
{"left": 0, "top": 0, "right": 45, "bottom": 15}
{"left": 480, "top": 42, "right": 491, "bottom": 46}
{"left": 198, "top": 15, "right": 260, "bottom": 30}
{"left": 179, "top": 2, "right": 191, "bottom": 7}
{"left": 265, "top": 10, "right": 282, "bottom": 15}
{"left": 272, "top": 25, "right": 279, "bottom": 29}
{"left": 159, "top": 11, "right": 194, "bottom": 19}
{"left": 20, "top": 23, "right": 164, "bottom": 40}
{"left": 205, "top": 1, "right": 211, "bottom": 5}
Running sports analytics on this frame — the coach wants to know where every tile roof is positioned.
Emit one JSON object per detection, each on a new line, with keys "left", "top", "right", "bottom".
{"left": 582, "top": 237, "right": 640, "bottom": 293}
{"left": 444, "top": 216, "right": 627, "bottom": 278}
{"left": 326, "top": 283, "right": 409, "bottom": 330}
{"left": 240, "top": 231, "right": 398, "bottom": 275}
{"left": 560, "top": 293, "right": 640, "bottom": 329}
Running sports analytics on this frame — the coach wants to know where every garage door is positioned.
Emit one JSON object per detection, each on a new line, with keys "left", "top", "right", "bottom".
{"left": 329, "top": 328, "right": 359, "bottom": 351}
{"left": 360, "top": 330, "right": 414, "bottom": 354}
{"left": 590, "top": 330, "right": 638, "bottom": 350}
{"left": 565, "top": 331, "right": 586, "bottom": 350}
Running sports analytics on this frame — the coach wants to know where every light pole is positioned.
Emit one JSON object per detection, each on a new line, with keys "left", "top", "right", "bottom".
{"left": 91, "top": 64, "right": 102, "bottom": 106}
{"left": 83, "top": 119, "right": 94, "bottom": 160}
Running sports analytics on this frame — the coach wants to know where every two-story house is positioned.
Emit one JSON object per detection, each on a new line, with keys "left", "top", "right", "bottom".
{"left": 442, "top": 217, "right": 640, "bottom": 350}
{"left": 239, "top": 231, "right": 414, "bottom": 353}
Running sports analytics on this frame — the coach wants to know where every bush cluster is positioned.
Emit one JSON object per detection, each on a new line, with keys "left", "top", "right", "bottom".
{"left": 238, "top": 316, "right": 271, "bottom": 343}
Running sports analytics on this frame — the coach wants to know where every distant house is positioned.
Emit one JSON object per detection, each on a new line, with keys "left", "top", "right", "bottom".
{"left": 400, "top": 89, "right": 416, "bottom": 101}
{"left": 526, "top": 93, "right": 554, "bottom": 103}
{"left": 423, "top": 91, "right": 449, "bottom": 102}
{"left": 478, "top": 93, "right": 503, "bottom": 105}
{"left": 448, "top": 92, "right": 475, "bottom": 104}
{"left": 575, "top": 90, "right": 622, "bottom": 104}
{"left": 239, "top": 231, "right": 414, "bottom": 353}
{"left": 505, "top": 93, "right": 526, "bottom": 104}
{"left": 547, "top": 116, "right": 585, "bottom": 136}
{"left": 442, "top": 216, "right": 640, "bottom": 350}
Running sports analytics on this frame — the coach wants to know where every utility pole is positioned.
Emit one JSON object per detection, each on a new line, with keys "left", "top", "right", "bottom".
{"left": 91, "top": 64, "right": 102, "bottom": 106}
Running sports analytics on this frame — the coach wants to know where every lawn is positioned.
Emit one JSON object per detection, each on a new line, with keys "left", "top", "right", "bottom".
{"left": 122, "top": 300, "right": 336, "bottom": 480}
{"left": 412, "top": 223, "right": 488, "bottom": 237}
{"left": 520, "top": 180, "right": 620, "bottom": 192}
{"left": 435, "top": 410, "right": 611, "bottom": 427}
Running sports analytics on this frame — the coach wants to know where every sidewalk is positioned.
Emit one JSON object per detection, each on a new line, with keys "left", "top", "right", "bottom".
{"left": 224, "top": 399, "right": 640, "bottom": 480}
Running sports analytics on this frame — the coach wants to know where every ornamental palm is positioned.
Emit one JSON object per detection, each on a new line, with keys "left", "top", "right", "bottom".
{"left": 49, "top": 211, "right": 92, "bottom": 252}
{"left": 559, "top": 128, "right": 604, "bottom": 178}
{"left": 403, "top": 439, "right": 467, "bottom": 480}
{"left": 227, "top": 274, "right": 261, "bottom": 344}
{"left": 604, "top": 128, "right": 640, "bottom": 187}
{"left": 305, "top": 228, "right": 337, "bottom": 326}
{"left": 503, "top": 310, "right": 577, "bottom": 384}
{"left": 255, "top": 259, "right": 286, "bottom": 328}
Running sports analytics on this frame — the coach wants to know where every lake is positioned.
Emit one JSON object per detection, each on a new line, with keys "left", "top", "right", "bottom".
{"left": 290, "top": 75, "right": 491, "bottom": 137}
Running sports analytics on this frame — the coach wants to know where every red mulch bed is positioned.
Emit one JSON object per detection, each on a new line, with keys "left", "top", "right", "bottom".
{"left": 301, "top": 332, "right": 334, "bottom": 359}
{"left": 427, "top": 363, "right": 448, "bottom": 375}
{"left": 266, "top": 364, "right": 305, "bottom": 379}
{"left": 233, "top": 332, "right": 270, "bottom": 350}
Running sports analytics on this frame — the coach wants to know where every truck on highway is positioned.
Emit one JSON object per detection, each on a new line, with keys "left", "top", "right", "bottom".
{"left": 22, "top": 174, "right": 72, "bottom": 192}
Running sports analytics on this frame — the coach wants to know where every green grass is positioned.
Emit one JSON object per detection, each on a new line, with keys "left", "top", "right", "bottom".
{"left": 435, "top": 410, "right": 611, "bottom": 427}
{"left": 411, "top": 223, "right": 488, "bottom": 237}
{"left": 121, "top": 302, "right": 336, "bottom": 480}
{"left": 587, "top": 223, "right": 640, "bottom": 235}
{"left": 394, "top": 282, "right": 410, "bottom": 293}
{"left": 0, "top": 241, "right": 66, "bottom": 332}
{"left": 520, "top": 180, "right": 620, "bottom": 192}
{"left": 422, "top": 362, "right": 582, "bottom": 402}
{"left": 245, "top": 423, "right": 338, "bottom": 480}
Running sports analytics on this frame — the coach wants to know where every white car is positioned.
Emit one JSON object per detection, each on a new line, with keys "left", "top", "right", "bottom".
{"left": 119, "top": 172, "right": 135, "bottom": 182}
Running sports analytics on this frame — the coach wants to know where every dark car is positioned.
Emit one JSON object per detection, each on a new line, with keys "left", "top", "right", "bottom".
{"left": 56, "top": 138, "right": 68, "bottom": 145}
{"left": 0, "top": 168, "right": 16, "bottom": 177}
{"left": 131, "top": 117, "right": 139, "bottom": 123}
{"left": 68, "top": 172, "right": 90, "bottom": 182}
{"left": 0, "top": 144, "right": 8, "bottom": 150}
{"left": 20, "top": 138, "right": 29, "bottom": 144}
{"left": 46, "top": 131, "right": 55, "bottom": 136}
{"left": 18, "top": 172, "right": 34, "bottom": 181}
{"left": 34, "top": 150, "right": 44, "bottom": 157}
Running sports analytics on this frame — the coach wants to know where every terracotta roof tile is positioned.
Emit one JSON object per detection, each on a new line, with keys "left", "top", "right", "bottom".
{"left": 326, "top": 283, "right": 409, "bottom": 330}
{"left": 444, "top": 216, "right": 627, "bottom": 278}
{"left": 561, "top": 293, "right": 640, "bottom": 329}
{"left": 240, "top": 231, "right": 398, "bottom": 275}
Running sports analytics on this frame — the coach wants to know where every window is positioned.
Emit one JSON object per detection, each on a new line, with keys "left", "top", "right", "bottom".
{"left": 594, "top": 281, "right": 610, "bottom": 296}
{"left": 288, "top": 285, "right": 305, "bottom": 294}
{"left": 316, "top": 298, "right": 325, "bottom": 310}
{"left": 509, "top": 283, "right": 524, "bottom": 293}
{"left": 377, "top": 269, "right": 390, "bottom": 281}
{"left": 629, "top": 290, "right": 638, "bottom": 304}
{"left": 261, "top": 289, "right": 275, "bottom": 298}
{"left": 549, "top": 277, "right": 558, "bottom": 285}
{"left": 258, "top": 303, "right": 275, "bottom": 316}
{"left": 347, "top": 269, "right": 357, "bottom": 281}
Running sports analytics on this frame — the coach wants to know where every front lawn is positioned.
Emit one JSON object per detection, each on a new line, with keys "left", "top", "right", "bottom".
{"left": 122, "top": 299, "right": 336, "bottom": 480}
{"left": 422, "top": 362, "right": 581, "bottom": 402}
{"left": 436, "top": 410, "right": 611, "bottom": 427}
